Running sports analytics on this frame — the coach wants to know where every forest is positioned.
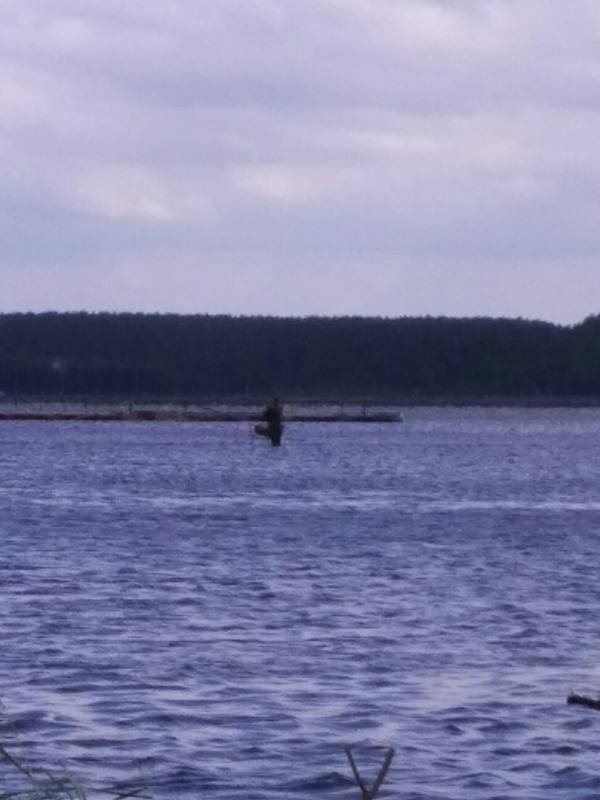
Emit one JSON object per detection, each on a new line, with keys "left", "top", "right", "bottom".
{"left": 0, "top": 311, "right": 598, "bottom": 401}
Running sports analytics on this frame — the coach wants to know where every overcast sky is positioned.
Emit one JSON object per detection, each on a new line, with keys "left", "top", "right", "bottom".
{"left": 1, "top": 0, "right": 599, "bottom": 322}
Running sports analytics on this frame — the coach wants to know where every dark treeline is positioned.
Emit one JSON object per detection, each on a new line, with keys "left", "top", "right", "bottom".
{"left": 0, "top": 311, "right": 599, "bottom": 400}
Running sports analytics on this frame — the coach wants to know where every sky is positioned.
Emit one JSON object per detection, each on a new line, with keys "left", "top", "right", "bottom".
{"left": 1, "top": 0, "right": 599, "bottom": 323}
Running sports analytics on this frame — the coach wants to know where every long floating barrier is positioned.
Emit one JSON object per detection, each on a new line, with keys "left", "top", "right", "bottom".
{"left": 0, "top": 410, "right": 401, "bottom": 423}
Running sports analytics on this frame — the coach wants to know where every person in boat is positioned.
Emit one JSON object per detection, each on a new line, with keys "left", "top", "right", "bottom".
{"left": 256, "top": 397, "right": 284, "bottom": 445}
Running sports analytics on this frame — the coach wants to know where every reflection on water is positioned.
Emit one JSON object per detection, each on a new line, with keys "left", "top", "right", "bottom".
{"left": 0, "top": 410, "right": 600, "bottom": 799}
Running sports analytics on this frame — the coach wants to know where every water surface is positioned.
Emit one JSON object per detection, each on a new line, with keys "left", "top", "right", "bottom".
{"left": 1, "top": 408, "right": 600, "bottom": 799}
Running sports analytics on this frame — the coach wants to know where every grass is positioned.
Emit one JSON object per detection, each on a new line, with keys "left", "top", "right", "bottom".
{"left": 0, "top": 743, "right": 150, "bottom": 800}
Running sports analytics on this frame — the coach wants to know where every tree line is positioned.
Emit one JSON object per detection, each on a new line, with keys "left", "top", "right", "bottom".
{"left": 0, "top": 311, "right": 598, "bottom": 400}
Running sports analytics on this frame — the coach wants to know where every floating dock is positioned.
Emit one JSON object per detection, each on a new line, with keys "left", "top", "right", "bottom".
{"left": 0, "top": 407, "right": 401, "bottom": 423}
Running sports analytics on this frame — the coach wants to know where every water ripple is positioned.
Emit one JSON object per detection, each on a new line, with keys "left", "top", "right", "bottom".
{"left": 0, "top": 414, "right": 599, "bottom": 798}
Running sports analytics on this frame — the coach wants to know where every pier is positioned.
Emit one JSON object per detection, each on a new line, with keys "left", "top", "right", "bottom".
{"left": 0, "top": 402, "right": 402, "bottom": 423}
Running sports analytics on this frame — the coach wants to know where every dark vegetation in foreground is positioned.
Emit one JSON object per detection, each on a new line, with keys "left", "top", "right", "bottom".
{"left": 0, "top": 312, "right": 599, "bottom": 402}
{"left": 0, "top": 725, "right": 392, "bottom": 800}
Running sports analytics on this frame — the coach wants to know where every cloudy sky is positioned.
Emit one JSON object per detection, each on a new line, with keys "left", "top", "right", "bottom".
{"left": 1, "top": 0, "right": 599, "bottom": 322}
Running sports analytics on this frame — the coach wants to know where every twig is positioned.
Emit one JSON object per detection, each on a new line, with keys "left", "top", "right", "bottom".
{"left": 345, "top": 748, "right": 369, "bottom": 799}
{"left": 370, "top": 748, "right": 394, "bottom": 799}
{"left": 345, "top": 746, "right": 395, "bottom": 800}
{"left": 0, "top": 746, "right": 40, "bottom": 790}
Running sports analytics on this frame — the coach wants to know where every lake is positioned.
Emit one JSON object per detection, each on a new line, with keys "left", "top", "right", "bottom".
{"left": 1, "top": 408, "right": 600, "bottom": 799}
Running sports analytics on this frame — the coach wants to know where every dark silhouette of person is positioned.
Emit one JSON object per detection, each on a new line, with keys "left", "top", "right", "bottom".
{"left": 256, "top": 397, "right": 283, "bottom": 445}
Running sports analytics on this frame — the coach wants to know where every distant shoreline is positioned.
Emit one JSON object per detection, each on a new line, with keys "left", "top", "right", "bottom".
{"left": 1, "top": 313, "right": 599, "bottom": 400}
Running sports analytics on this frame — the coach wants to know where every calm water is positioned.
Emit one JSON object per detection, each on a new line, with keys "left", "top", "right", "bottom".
{"left": 1, "top": 409, "right": 600, "bottom": 800}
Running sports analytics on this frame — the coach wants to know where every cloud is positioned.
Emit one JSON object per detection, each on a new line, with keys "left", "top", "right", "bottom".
{"left": 0, "top": 0, "right": 599, "bottom": 320}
